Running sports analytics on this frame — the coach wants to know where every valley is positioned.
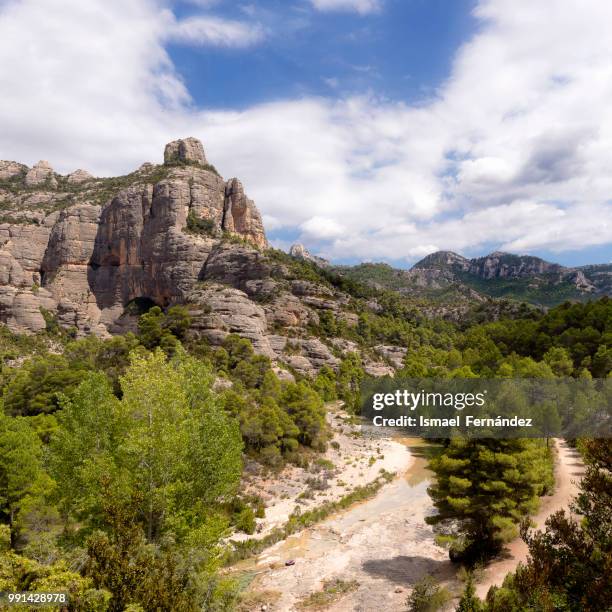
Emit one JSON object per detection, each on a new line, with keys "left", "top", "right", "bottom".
{"left": 0, "top": 139, "right": 609, "bottom": 611}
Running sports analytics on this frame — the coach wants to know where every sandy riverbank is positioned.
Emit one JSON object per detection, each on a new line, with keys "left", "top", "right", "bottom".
{"left": 233, "top": 402, "right": 411, "bottom": 542}
{"left": 238, "top": 438, "right": 454, "bottom": 612}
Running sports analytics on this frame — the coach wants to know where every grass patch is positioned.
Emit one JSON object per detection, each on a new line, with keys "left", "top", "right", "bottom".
{"left": 297, "top": 579, "right": 359, "bottom": 609}
{"left": 236, "top": 589, "right": 281, "bottom": 612}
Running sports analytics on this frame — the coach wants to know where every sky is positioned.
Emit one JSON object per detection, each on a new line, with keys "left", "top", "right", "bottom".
{"left": 0, "top": 0, "right": 611, "bottom": 267}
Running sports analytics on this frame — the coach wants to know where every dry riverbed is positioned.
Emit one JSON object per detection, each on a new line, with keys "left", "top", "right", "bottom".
{"left": 232, "top": 422, "right": 583, "bottom": 612}
{"left": 233, "top": 433, "right": 457, "bottom": 612}
{"left": 233, "top": 402, "right": 410, "bottom": 541}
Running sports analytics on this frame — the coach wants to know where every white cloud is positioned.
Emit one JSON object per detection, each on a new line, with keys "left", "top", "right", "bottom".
{"left": 0, "top": 0, "right": 611, "bottom": 265}
{"left": 310, "top": 0, "right": 382, "bottom": 15}
{"left": 177, "top": 0, "right": 221, "bottom": 7}
{"left": 301, "top": 216, "right": 346, "bottom": 239}
{"left": 167, "top": 15, "right": 265, "bottom": 48}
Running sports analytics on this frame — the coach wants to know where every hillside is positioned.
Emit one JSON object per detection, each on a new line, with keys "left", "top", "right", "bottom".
{"left": 0, "top": 139, "right": 426, "bottom": 379}
{"left": 1, "top": 140, "right": 611, "bottom": 612}
{"left": 334, "top": 250, "right": 611, "bottom": 307}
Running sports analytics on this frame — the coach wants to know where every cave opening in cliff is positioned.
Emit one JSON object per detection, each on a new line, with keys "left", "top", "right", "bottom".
{"left": 124, "top": 296, "right": 159, "bottom": 316}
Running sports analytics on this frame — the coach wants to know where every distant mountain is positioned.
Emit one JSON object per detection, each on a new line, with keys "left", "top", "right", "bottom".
{"left": 335, "top": 251, "right": 611, "bottom": 307}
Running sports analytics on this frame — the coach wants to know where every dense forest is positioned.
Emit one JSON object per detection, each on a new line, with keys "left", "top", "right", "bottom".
{"left": 0, "top": 259, "right": 610, "bottom": 610}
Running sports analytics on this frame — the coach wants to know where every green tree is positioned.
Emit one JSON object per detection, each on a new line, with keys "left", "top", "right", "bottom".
{"left": 543, "top": 346, "right": 574, "bottom": 377}
{"left": 137, "top": 306, "right": 191, "bottom": 352}
{"left": 50, "top": 350, "right": 243, "bottom": 543}
{"left": 484, "top": 439, "right": 612, "bottom": 611}
{"left": 3, "top": 354, "right": 87, "bottom": 416}
{"left": 0, "top": 409, "right": 48, "bottom": 547}
{"left": 456, "top": 573, "right": 482, "bottom": 612}
{"left": 313, "top": 365, "right": 337, "bottom": 402}
{"left": 427, "top": 439, "right": 552, "bottom": 561}
{"left": 164, "top": 305, "right": 192, "bottom": 339}
{"left": 282, "top": 382, "right": 327, "bottom": 449}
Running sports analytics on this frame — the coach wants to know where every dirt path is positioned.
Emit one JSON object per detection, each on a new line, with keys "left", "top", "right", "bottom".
{"left": 476, "top": 439, "right": 585, "bottom": 598}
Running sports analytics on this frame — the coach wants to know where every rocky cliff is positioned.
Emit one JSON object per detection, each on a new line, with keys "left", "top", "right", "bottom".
{"left": 0, "top": 138, "right": 399, "bottom": 377}
{"left": 0, "top": 138, "right": 268, "bottom": 336}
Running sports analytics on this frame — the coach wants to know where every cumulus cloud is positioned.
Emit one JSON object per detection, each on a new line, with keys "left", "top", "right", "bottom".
{"left": 309, "top": 0, "right": 382, "bottom": 15}
{"left": 0, "top": 0, "right": 611, "bottom": 264}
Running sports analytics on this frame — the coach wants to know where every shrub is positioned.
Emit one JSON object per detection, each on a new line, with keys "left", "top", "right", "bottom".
{"left": 185, "top": 210, "right": 216, "bottom": 236}
{"left": 406, "top": 576, "right": 451, "bottom": 612}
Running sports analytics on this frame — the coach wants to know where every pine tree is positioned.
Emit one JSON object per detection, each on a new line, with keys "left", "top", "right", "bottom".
{"left": 427, "top": 438, "right": 552, "bottom": 561}
{"left": 0, "top": 409, "right": 46, "bottom": 546}
{"left": 456, "top": 573, "right": 482, "bottom": 612}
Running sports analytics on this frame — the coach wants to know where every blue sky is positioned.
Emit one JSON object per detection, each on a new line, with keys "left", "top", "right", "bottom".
{"left": 169, "top": 0, "right": 476, "bottom": 110}
{"left": 0, "top": 0, "right": 610, "bottom": 268}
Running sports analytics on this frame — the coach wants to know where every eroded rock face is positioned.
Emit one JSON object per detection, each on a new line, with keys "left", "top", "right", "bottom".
{"left": 67, "top": 169, "right": 94, "bottom": 184}
{"left": 187, "top": 284, "right": 275, "bottom": 358}
{"left": 0, "top": 138, "right": 268, "bottom": 336}
{"left": 0, "top": 161, "right": 26, "bottom": 181}
{"left": 164, "top": 137, "right": 207, "bottom": 165}
{"left": 202, "top": 242, "right": 274, "bottom": 292}
{"left": 289, "top": 243, "right": 329, "bottom": 267}
{"left": 25, "top": 161, "right": 57, "bottom": 188}
{"left": 0, "top": 138, "right": 404, "bottom": 379}
{"left": 223, "top": 179, "right": 268, "bottom": 249}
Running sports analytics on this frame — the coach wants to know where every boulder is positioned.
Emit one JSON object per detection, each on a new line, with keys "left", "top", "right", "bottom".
{"left": 67, "top": 169, "right": 94, "bottom": 184}
{"left": 25, "top": 161, "right": 57, "bottom": 188}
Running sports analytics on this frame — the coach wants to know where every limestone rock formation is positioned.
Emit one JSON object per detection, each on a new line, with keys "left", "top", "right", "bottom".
{"left": 0, "top": 138, "right": 268, "bottom": 336}
{"left": 187, "top": 284, "right": 275, "bottom": 358}
{"left": 0, "top": 137, "right": 407, "bottom": 379}
{"left": 164, "top": 137, "right": 207, "bottom": 165}
{"left": 25, "top": 160, "right": 57, "bottom": 189}
{"left": 223, "top": 179, "right": 268, "bottom": 249}
{"left": 67, "top": 169, "right": 94, "bottom": 184}
{"left": 0, "top": 161, "right": 26, "bottom": 181}
{"left": 289, "top": 243, "right": 329, "bottom": 267}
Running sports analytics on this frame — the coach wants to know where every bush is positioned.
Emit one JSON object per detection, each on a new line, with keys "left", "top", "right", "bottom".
{"left": 185, "top": 210, "right": 216, "bottom": 236}
{"left": 235, "top": 507, "right": 256, "bottom": 535}
{"left": 406, "top": 576, "right": 451, "bottom": 611}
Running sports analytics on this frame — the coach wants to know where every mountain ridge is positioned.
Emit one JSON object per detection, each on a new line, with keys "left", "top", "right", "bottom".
{"left": 331, "top": 249, "right": 610, "bottom": 307}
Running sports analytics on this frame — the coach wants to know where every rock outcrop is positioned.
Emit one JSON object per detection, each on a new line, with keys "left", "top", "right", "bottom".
{"left": 0, "top": 139, "right": 268, "bottom": 336}
{"left": 223, "top": 179, "right": 267, "bottom": 249}
{"left": 289, "top": 243, "right": 329, "bottom": 267}
{"left": 67, "top": 169, "right": 94, "bottom": 184}
{"left": 164, "top": 137, "right": 208, "bottom": 165}
{"left": 25, "top": 160, "right": 58, "bottom": 189}
{"left": 0, "top": 161, "right": 26, "bottom": 181}
{"left": 0, "top": 137, "right": 407, "bottom": 378}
